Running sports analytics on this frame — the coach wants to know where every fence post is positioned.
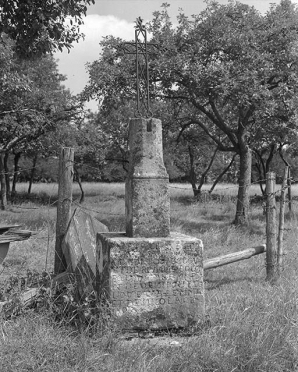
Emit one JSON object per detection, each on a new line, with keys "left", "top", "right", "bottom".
{"left": 287, "top": 167, "right": 292, "bottom": 217}
{"left": 277, "top": 167, "right": 288, "bottom": 274}
{"left": 266, "top": 172, "right": 277, "bottom": 282}
{"left": 0, "top": 153, "right": 7, "bottom": 210}
{"left": 54, "top": 147, "right": 74, "bottom": 275}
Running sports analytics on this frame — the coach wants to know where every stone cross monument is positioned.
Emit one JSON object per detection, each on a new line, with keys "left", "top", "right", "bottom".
{"left": 96, "top": 19, "right": 205, "bottom": 332}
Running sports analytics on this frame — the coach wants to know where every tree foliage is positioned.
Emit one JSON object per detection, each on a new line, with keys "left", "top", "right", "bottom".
{"left": 0, "top": 53, "right": 78, "bottom": 154}
{"left": 84, "top": 0, "right": 298, "bottom": 225}
{"left": 0, "top": 49, "right": 81, "bottom": 208}
{"left": 0, "top": 0, "right": 95, "bottom": 57}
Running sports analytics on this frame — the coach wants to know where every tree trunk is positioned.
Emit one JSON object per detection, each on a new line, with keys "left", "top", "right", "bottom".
{"left": 197, "top": 146, "right": 218, "bottom": 193}
{"left": 4, "top": 152, "right": 10, "bottom": 200}
{"left": 253, "top": 144, "right": 275, "bottom": 196}
{"left": 188, "top": 145, "right": 199, "bottom": 197}
{"left": 265, "top": 144, "right": 276, "bottom": 173}
{"left": 254, "top": 160, "right": 265, "bottom": 196}
{"left": 74, "top": 166, "right": 85, "bottom": 204}
{"left": 234, "top": 145, "right": 252, "bottom": 225}
{"left": 28, "top": 154, "right": 38, "bottom": 195}
{"left": 0, "top": 153, "right": 7, "bottom": 210}
{"left": 11, "top": 152, "right": 21, "bottom": 198}
{"left": 209, "top": 154, "right": 236, "bottom": 194}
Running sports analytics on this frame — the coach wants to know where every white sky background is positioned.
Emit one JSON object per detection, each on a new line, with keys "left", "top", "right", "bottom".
{"left": 54, "top": 0, "right": 298, "bottom": 112}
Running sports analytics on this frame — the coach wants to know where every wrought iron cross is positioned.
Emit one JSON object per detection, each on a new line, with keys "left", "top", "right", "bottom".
{"left": 118, "top": 17, "right": 158, "bottom": 118}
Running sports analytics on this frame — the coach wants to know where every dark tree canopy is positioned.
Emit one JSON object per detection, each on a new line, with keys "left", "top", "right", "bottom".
{"left": 0, "top": 0, "right": 95, "bottom": 57}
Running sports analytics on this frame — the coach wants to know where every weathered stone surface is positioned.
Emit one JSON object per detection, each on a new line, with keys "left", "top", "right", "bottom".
{"left": 126, "top": 178, "right": 170, "bottom": 238}
{"left": 62, "top": 208, "right": 109, "bottom": 296}
{"left": 125, "top": 118, "right": 170, "bottom": 238}
{"left": 97, "top": 232, "right": 204, "bottom": 331}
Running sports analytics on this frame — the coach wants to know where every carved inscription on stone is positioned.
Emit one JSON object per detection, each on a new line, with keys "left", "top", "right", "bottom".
{"left": 97, "top": 232, "right": 204, "bottom": 328}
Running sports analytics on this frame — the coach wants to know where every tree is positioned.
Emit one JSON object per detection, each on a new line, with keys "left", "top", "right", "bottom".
{"left": 0, "top": 54, "right": 78, "bottom": 153}
{"left": 0, "top": 53, "right": 80, "bottom": 208}
{"left": 0, "top": 0, "right": 95, "bottom": 57}
{"left": 84, "top": 0, "right": 298, "bottom": 225}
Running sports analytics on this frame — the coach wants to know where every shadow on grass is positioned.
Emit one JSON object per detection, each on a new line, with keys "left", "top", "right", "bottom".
{"left": 204, "top": 275, "right": 258, "bottom": 291}
{"left": 183, "top": 215, "right": 265, "bottom": 236}
{"left": 171, "top": 219, "right": 233, "bottom": 234}
{"left": 11, "top": 192, "right": 59, "bottom": 206}
{"left": 171, "top": 195, "right": 195, "bottom": 206}
{"left": 202, "top": 214, "right": 232, "bottom": 222}
{"left": 11, "top": 189, "right": 125, "bottom": 207}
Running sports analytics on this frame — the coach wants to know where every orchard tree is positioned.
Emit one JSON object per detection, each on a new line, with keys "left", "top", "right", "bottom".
{"left": 0, "top": 54, "right": 78, "bottom": 155}
{"left": 0, "top": 54, "right": 80, "bottom": 208}
{"left": 85, "top": 0, "right": 298, "bottom": 225}
{"left": 0, "top": 0, "right": 95, "bottom": 57}
{"left": 149, "top": 0, "right": 298, "bottom": 225}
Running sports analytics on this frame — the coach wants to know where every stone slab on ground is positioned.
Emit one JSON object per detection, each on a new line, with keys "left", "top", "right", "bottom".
{"left": 62, "top": 208, "right": 108, "bottom": 296}
{"left": 97, "top": 232, "right": 204, "bottom": 331}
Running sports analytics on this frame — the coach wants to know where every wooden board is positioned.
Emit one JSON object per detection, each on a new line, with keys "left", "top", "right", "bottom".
{"left": 0, "top": 225, "right": 21, "bottom": 234}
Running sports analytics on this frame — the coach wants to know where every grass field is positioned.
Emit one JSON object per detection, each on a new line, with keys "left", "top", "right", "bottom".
{"left": 1, "top": 182, "right": 298, "bottom": 371}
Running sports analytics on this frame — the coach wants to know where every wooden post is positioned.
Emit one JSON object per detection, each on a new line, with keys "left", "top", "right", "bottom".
{"left": 0, "top": 153, "right": 7, "bottom": 210}
{"left": 54, "top": 147, "right": 74, "bottom": 275}
{"left": 266, "top": 172, "right": 277, "bottom": 282}
{"left": 277, "top": 167, "right": 288, "bottom": 274}
{"left": 287, "top": 167, "right": 292, "bottom": 216}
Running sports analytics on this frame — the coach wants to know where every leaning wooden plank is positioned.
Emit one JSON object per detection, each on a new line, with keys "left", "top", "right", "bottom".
{"left": 0, "top": 237, "right": 28, "bottom": 243}
{"left": 203, "top": 245, "right": 266, "bottom": 270}
{"left": 1, "top": 230, "right": 32, "bottom": 240}
{"left": 0, "top": 225, "right": 21, "bottom": 234}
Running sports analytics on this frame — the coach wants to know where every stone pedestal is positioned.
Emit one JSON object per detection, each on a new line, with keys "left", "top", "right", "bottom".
{"left": 97, "top": 232, "right": 204, "bottom": 331}
{"left": 125, "top": 118, "right": 170, "bottom": 238}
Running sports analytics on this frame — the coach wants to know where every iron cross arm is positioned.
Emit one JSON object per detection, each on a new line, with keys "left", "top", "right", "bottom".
{"left": 117, "top": 42, "right": 159, "bottom": 56}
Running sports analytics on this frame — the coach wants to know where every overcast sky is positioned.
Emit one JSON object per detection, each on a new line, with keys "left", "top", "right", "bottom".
{"left": 54, "top": 0, "right": 298, "bottom": 111}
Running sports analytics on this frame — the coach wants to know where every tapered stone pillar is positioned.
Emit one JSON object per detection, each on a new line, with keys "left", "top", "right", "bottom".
{"left": 125, "top": 118, "right": 170, "bottom": 238}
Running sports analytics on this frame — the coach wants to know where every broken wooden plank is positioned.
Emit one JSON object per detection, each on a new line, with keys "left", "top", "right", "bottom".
{"left": 203, "top": 245, "right": 266, "bottom": 270}
{"left": 0, "top": 225, "right": 21, "bottom": 234}
{"left": 1, "top": 229, "right": 32, "bottom": 241}
{"left": 0, "top": 229, "right": 33, "bottom": 264}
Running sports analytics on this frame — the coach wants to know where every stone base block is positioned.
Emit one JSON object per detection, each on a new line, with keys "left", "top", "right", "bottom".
{"left": 97, "top": 232, "right": 204, "bottom": 331}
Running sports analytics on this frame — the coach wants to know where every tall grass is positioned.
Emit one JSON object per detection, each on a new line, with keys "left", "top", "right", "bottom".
{"left": 1, "top": 182, "right": 298, "bottom": 371}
